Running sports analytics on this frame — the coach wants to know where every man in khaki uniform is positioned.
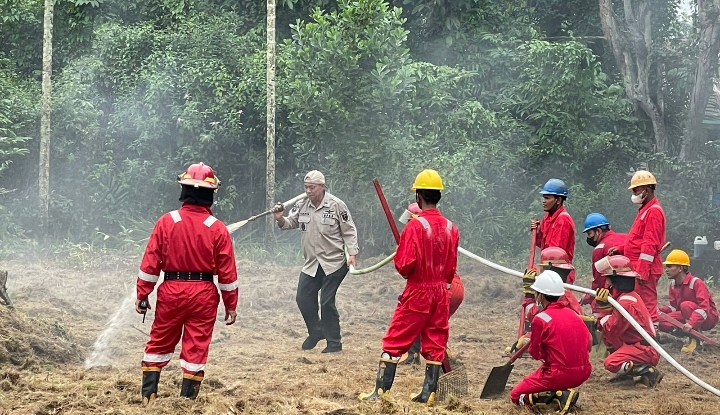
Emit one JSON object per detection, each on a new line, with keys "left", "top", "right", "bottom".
{"left": 273, "top": 170, "right": 359, "bottom": 353}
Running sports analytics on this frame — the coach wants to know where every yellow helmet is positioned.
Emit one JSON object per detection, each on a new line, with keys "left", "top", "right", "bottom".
{"left": 411, "top": 169, "right": 444, "bottom": 191}
{"left": 663, "top": 249, "right": 690, "bottom": 266}
{"left": 628, "top": 170, "right": 657, "bottom": 190}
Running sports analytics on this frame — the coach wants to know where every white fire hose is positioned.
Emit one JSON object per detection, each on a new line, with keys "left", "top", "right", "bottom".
{"left": 459, "top": 246, "right": 720, "bottom": 398}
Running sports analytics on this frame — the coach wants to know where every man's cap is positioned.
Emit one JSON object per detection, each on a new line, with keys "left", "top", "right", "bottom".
{"left": 304, "top": 170, "right": 325, "bottom": 185}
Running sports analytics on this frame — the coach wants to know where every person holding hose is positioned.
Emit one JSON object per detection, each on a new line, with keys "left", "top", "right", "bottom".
{"left": 607, "top": 170, "right": 666, "bottom": 325}
{"left": 510, "top": 270, "right": 592, "bottom": 415}
{"left": 397, "top": 202, "right": 464, "bottom": 368}
{"left": 594, "top": 255, "right": 662, "bottom": 387}
{"left": 581, "top": 213, "right": 627, "bottom": 316}
{"left": 659, "top": 249, "right": 719, "bottom": 353}
{"left": 359, "top": 170, "right": 459, "bottom": 407}
{"left": 272, "top": 170, "right": 359, "bottom": 353}
{"left": 136, "top": 162, "right": 238, "bottom": 404}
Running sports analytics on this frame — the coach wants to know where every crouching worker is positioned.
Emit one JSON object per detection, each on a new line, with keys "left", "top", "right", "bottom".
{"left": 595, "top": 255, "right": 662, "bottom": 387}
{"left": 658, "top": 249, "right": 718, "bottom": 353}
{"left": 510, "top": 270, "right": 592, "bottom": 415}
{"left": 358, "top": 170, "right": 459, "bottom": 407}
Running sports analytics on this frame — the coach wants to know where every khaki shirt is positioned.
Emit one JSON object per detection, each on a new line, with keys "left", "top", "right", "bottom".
{"left": 280, "top": 192, "right": 359, "bottom": 276}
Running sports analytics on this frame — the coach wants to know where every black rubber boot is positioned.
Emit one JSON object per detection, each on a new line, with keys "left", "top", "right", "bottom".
{"left": 141, "top": 370, "right": 160, "bottom": 406}
{"left": 358, "top": 358, "right": 398, "bottom": 401}
{"left": 631, "top": 364, "right": 664, "bottom": 388}
{"left": 411, "top": 361, "right": 442, "bottom": 406}
{"left": 401, "top": 337, "right": 421, "bottom": 365}
{"left": 553, "top": 389, "right": 579, "bottom": 414}
{"left": 301, "top": 334, "right": 324, "bottom": 350}
{"left": 180, "top": 377, "right": 202, "bottom": 399}
{"left": 527, "top": 391, "right": 554, "bottom": 407}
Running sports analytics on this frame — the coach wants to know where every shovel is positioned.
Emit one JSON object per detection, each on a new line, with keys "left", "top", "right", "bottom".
{"left": 480, "top": 341, "right": 531, "bottom": 398}
{"left": 226, "top": 193, "right": 306, "bottom": 234}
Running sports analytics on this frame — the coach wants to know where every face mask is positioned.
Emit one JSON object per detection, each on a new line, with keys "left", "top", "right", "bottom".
{"left": 631, "top": 192, "right": 645, "bottom": 204}
{"left": 586, "top": 236, "right": 599, "bottom": 247}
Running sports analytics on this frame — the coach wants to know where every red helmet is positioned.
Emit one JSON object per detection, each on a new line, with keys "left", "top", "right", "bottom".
{"left": 594, "top": 255, "right": 640, "bottom": 278}
{"left": 407, "top": 202, "right": 422, "bottom": 215}
{"left": 537, "top": 247, "right": 574, "bottom": 270}
{"left": 177, "top": 162, "right": 220, "bottom": 189}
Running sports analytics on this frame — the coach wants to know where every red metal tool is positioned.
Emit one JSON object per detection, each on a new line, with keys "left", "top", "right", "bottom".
{"left": 517, "top": 228, "right": 537, "bottom": 338}
{"left": 659, "top": 312, "right": 719, "bottom": 347}
{"left": 372, "top": 178, "right": 401, "bottom": 244}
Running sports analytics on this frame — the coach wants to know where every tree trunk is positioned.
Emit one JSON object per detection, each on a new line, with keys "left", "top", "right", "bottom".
{"left": 39, "top": 0, "right": 54, "bottom": 231}
{"left": 680, "top": 0, "right": 720, "bottom": 161}
{"left": 599, "top": 0, "right": 669, "bottom": 153}
{"left": 265, "top": 0, "right": 277, "bottom": 252}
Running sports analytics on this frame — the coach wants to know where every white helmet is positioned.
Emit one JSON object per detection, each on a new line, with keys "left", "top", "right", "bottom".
{"left": 530, "top": 270, "right": 565, "bottom": 296}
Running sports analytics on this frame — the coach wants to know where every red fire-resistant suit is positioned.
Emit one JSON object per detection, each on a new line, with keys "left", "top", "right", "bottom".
{"left": 582, "top": 230, "right": 627, "bottom": 315}
{"left": 536, "top": 207, "right": 576, "bottom": 284}
{"left": 510, "top": 302, "right": 592, "bottom": 406}
{"left": 615, "top": 198, "right": 665, "bottom": 322}
{"left": 599, "top": 291, "right": 659, "bottom": 373}
{"left": 137, "top": 203, "right": 238, "bottom": 378}
{"left": 658, "top": 272, "right": 719, "bottom": 332}
{"left": 383, "top": 209, "right": 459, "bottom": 362}
{"left": 525, "top": 289, "right": 583, "bottom": 329}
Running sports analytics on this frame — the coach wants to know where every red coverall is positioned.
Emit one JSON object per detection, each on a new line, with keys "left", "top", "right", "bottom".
{"left": 658, "top": 272, "right": 719, "bottom": 332}
{"left": 615, "top": 198, "right": 665, "bottom": 322}
{"left": 137, "top": 203, "right": 238, "bottom": 378}
{"left": 582, "top": 230, "right": 627, "bottom": 315}
{"left": 536, "top": 206, "right": 576, "bottom": 284}
{"left": 383, "top": 208, "right": 459, "bottom": 362}
{"left": 510, "top": 302, "right": 592, "bottom": 406}
{"left": 599, "top": 291, "right": 659, "bottom": 373}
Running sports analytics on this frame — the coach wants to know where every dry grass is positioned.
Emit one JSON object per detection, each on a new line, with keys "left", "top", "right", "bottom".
{"left": 0, "top": 255, "right": 719, "bottom": 414}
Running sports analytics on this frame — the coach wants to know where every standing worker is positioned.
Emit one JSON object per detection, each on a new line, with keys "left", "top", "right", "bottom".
{"left": 594, "top": 255, "right": 662, "bottom": 387}
{"left": 659, "top": 249, "right": 719, "bottom": 353}
{"left": 608, "top": 171, "right": 666, "bottom": 324}
{"left": 510, "top": 270, "right": 592, "bottom": 415}
{"left": 581, "top": 213, "right": 627, "bottom": 316}
{"left": 531, "top": 179, "right": 576, "bottom": 284}
{"left": 136, "top": 162, "right": 238, "bottom": 404}
{"left": 272, "top": 170, "right": 359, "bottom": 353}
{"left": 398, "top": 202, "right": 464, "bottom": 367}
{"left": 359, "top": 170, "right": 459, "bottom": 407}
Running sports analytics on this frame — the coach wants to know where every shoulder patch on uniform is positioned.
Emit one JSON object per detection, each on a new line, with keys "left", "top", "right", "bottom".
{"left": 536, "top": 312, "right": 552, "bottom": 322}
{"left": 204, "top": 216, "right": 218, "bottom": 228}
{"left": 170, "top": 210, "right": 181, "bottom": 223}
{"left": 340, "top": 211, "right": 349, "bottom": 222}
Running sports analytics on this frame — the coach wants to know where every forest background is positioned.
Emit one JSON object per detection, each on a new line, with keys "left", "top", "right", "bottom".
{"left": 1, "top": 0, "right": 720, "bottom": 272}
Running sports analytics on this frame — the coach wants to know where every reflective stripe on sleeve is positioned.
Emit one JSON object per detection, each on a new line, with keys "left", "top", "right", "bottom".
{"left": 170, "top": 210, "right": 181, "bottom": 223}
{"left": 218, "top": 281, "right": 238, "bottom": 291}
{"left": 695, "top": 309, "right": 708, "bottom": 320}
{"left": 618, "top": 295, "right": 637, "bottom": 302}
{"left": 599, "top": 315, "right": 610, "bottom": 327}
{"left": 669, "top": 306, "right": 676, "bottom": 312}
{"left": 180, "top": 359, "right": 206, "bottom": 372}
{"left": 138, "top": 270, "right": 160, "bottom": 283}
{"left": 689, "top": 277, "right": 698, "bottom": 289}
{"left": 204, "top": 216, "right": 218, "bottom": 227}
{"left": 143, "top": 353, "right": 173, "bottom": 363}
{"left": 639, "top": 253, "right": 654, "bottom": 262}
{"left": 536, "top": 312, "right": 551, "bottom": 322}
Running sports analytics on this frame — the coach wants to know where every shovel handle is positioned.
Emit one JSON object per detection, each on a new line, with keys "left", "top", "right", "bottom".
{"left": 507, "top": 340, "right": 531, "bottom": 364}
{"left": 373, "top": 179, "right": 401, "bottom": 244}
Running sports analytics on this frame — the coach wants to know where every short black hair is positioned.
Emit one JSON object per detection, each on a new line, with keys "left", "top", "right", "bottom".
{"left": 545, "top": 294, "right": 560, "bottom": 302}
{"left": 417, "top": 189, "right": 441, "bottom": 205}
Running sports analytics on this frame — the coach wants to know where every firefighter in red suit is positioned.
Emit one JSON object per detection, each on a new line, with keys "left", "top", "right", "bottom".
{"left": 136, "top": 163, "right": 238, "bottom": 405}
{"left": 594, "top": 255, "right": 663, "bottom": 387}
{"left": 359, "top": 170, "right": 459, "bottom": 407}
{"left": 397, "top": 202, "right": 464, "bottom": 367}
{"left": 581, "top": 213, "right": 627, "bottom": 316}
{"left": 608, "top": 170, "right": 666, "bottom": 324}
{"left": 531, "top": 179, "right": 576, "bottom": 284}
{"left": 658, "top": 249, "right": 719, "bottom": 353}
{"left": 511, "top": 247, "right": 583, "bottom": 353}
{"left": 510, "top": 270, "right": 591, "bottom": 415}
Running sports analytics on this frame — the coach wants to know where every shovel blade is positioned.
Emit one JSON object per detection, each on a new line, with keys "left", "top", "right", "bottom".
{"left": 479, "top": 363, "right": 514, "bottom": 399}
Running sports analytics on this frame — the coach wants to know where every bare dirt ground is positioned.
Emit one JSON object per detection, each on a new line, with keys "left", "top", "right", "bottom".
{"left": 1, "top": 251, "right": 720, "bottom": 415}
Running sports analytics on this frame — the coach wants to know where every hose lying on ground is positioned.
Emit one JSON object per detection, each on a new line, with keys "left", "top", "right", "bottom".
{"left": 458, "top": 246, "right": 720, "bottom": 398}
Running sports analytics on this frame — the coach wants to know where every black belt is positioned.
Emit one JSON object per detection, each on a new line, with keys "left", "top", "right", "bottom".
{"left": 164, "top": 272, "right": 214, "bottom": 282}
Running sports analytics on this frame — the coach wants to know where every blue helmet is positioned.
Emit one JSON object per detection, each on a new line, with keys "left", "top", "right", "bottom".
{"left": 583, "top": 212, "right": 610, "bottom": 233}
{"left": 539, "top": 179, "right": 568, "bottom": 198}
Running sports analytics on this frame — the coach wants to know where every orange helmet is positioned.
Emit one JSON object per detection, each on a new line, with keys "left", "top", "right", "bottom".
{"left": 594, "top": 255, "right": 640, "bottom": 278}
{"left": 177, "top": 162, "right": 220, "bottom": 189}
{"left": 537, "top": 247, "right": 574, "bottom": 270}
